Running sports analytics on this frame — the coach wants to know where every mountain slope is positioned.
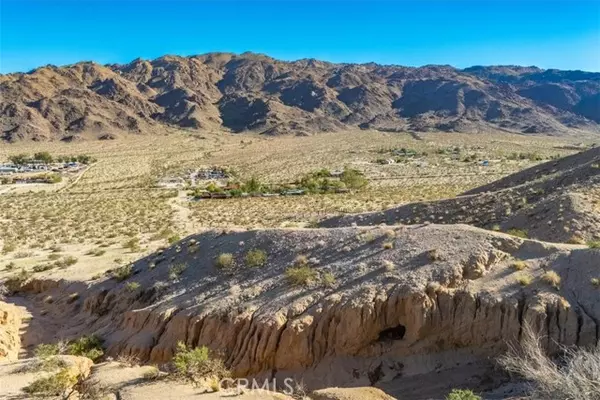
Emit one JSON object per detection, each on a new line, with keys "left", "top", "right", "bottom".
{"left": 2, "top": 53, "right": 600, "bottom": 141}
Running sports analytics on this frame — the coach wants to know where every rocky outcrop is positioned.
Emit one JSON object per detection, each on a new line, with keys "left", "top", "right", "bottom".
{"left": 0, "top": 301, "right": 21, "bottom": 361}
{"left": 10, "top": 225, "right": 598, "bottom": 390}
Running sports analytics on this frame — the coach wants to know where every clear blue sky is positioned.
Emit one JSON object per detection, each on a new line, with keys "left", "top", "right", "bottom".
{"left": 1, "top": 0, "right": 599, "bottom": 73}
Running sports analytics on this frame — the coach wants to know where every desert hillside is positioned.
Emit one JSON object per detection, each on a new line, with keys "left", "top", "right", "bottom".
{"left": 2, "top": 53, "right": 600, "bottom": 141}
{"left": 321, "top": 146, "right": 600, "bottom": 243}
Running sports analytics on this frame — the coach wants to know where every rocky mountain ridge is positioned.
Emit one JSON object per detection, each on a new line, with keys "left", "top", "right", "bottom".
{"left": 2, "top": 52, "right": 600, "bottom": 141}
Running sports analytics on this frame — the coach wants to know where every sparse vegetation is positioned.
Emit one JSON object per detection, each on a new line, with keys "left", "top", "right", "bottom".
{"left": 66, "top": 335, "right": 104, "bottom": 362}
{"left": 22, "top": 368, "right": 77, "bottom": 398}
{"left": 126, "top": 281, "right": 141, "bottom": 292}
{"left": 168, "top": 263, "right": 187, "bottom": 280}
{"left": 507, "top": 228, "right": 529, "bottom": 238}
{"left": 112, "top": 264, "right": 133, "bottom": 282}
{"left": 171, "top": 342, "right": 230, "bottom": 386}
{"left": 285, "top": 265, "right": 318, "bottom": 286}
{"left": 445, "top": 389, "right": 481, "bottom": 400}
{"left": 498, "top": 325, "right": 600, "bottom": 400}
{"left": 215, "top": 253, "right": 234, "bottom": 269}
{"left": 542, "top": 270, "right": 561, "bottom": 288}
{"left": 517, "top": 273, "right": 533, "bottom": 286}
{"left": 244, "top": 249, "right": 267, "bottom": 267}
{"left": 511, "top": 260, "right": 528, "bottom": 271}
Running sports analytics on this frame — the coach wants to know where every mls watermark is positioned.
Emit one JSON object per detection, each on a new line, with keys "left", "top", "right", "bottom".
{"left": 218, "top": 377, "right": 298, "bottom": 395}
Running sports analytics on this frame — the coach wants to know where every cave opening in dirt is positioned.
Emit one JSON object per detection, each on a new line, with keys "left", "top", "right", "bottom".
{"left": 378, "top": 324, "right": 406, "bottom": 341}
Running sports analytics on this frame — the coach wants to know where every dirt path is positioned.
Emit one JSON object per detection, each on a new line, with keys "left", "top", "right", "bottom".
{"left": 168, "top": 191, "right": 201, "bottom": 236}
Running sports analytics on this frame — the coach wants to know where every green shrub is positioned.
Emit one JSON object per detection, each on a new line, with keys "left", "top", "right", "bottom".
{"left": 113, "top": 265, "right": 132, "bottom": 282}
{"left": 66, "top": 336, "right": 104, "bottom": 362}
{"left": 445, "top": 389, "right": 481, "bottom": 400}
{"left": 172, "top": 342, "right": 229, "bottom": 385}
{"left": 285, "top": 265, "right": 318, "bottom": 286}
{"left": 587, "top": 240, "right": 600, "bottom": 249}
{"left": 126, "top": 281, "right": 141, "bottom": 292}
{"left": 167, "top": 234, "right": 181, "bottom": 245}
{"left": 34, "top": 343, "right": 60, "bottom": 359}
{"left": 215, "top": 253, "right": 234, "bottom": 269}
{"left": 340, "top": 167, "right": 368, "bottom": 190}
{"left": 23, "top": 368, "right": 76, "bottom": 397}
{"left": 245, "top": 249, "right": 267, "bottom": 267}
{"left": 169, "top": 263, "right": 187, "bottom": 280}
{"left": 507, "top": 228, "right": 528, "bottom": 238}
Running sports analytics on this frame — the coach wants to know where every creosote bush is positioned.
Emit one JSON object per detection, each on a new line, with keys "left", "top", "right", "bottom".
{"left": 113, "top": 265, "right": 132, "bottom": 282}
{"left": 66, "top": 335, "right": 104, "bottom": 362}
{"left": 445, "top": 389, "right": 481, "bottom": 400}
{"left": 215, "top": 253, "right": 234, "bottom": 269}
{"left": 172, "top": 342, "right": 230, "bottom": 386}
{"left": 244, "top": 249, "right": 267, "bottom": 267}
{"left": 285, "top": 265, "right": 318, "bottom": 286}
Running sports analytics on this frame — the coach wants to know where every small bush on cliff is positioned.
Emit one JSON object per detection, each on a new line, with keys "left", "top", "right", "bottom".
{"left": 172, "top": 342, "right": 229, "bottom": 386}
{"left": 113, "top": 264, "right": 132, "bottom": 282}
{"left": 507, "top": 228, "right": 528, "bottom": 239}
{"left": 498, "top": 325, "right": 600, "bottom": 400}
{"left": 542, "top": 270, "right": 561, "bottom": 288}
{"left": 67, "top": 336, "right": 104, "bottom": 362}
{"left": 445, "top": 389, "right": 481, "bottom": 400}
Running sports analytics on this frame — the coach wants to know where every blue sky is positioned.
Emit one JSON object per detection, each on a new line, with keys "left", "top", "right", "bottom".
{"left": 1, "top": 0, "right": 599, "bottom": 73}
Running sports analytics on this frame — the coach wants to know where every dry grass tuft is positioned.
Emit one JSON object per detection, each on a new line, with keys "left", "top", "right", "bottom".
{"left": 498, "top": 325, "right": 600, "bottom": 400}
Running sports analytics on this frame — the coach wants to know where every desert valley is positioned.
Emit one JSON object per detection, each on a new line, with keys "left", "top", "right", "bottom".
{"left": 0, "top": 52, "right": 599, "bottom": 400}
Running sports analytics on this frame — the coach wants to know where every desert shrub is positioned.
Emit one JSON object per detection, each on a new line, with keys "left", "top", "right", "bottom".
{"left": 285, "top": 265, "right": 318, "bottom": 286}
{"left": 517, "top": 273, "right": 533, "bottom": 286}
{"left": 126, "top": 281, "right": 141, "bottom": 292}
{"left": 591, "top": 278, "right": 600, "bottom": 287}
{"left": 172, "top": 342, "right": 229, "bottom": 385}
{"left": 142, "top": 366, "right": 161, "bottom": 381}
{"left": 245, "top": 249, "right": 267, "bottom": 267}
{"left": 67, "top": 336, "right": 104, "bottom": 362}
{"left": 321, "top": 272, "right": 336, "bottom": 287}
{"left": 123, "top": 237, "right": 141, "bottom": 252}
{"left": 215, "top": 253, "right": 234, "bottom": 269}
{"left": 587, "top": 240, "right": 600, "bottom": 249}
{"left": 112, "top": 265, "right": 132, "bottom": 282}
{"left": 382, "top": 260, "right": 395, "bottom": 271}
{"left": 4, "top": 261, "right": 16, "bottom": 271}
{"left": 62, "top": 256, "right": 78, "bottom": 267}
{"left": 498, "top": 325, "right": 600, "bottom": 400}
{"left": 340, "top": 167, "right": 368, "bottom": 190}
{"left": 168, "top": 263, "right": 187, "bottom": 280}
{"left": 542, "top": 270, "right": 561, "bottom": 288}
{"left": 507, "top": 228, "right": 528, "bottom": 238}
{"left": 511, "top": 260, "right": 528, "bottom": 271}
{"left": 167, "top": 234, "right": 181, "bottom": 245}
{"left": 22, "top": 368, "right": 77, "bottom": 397}
{"left": 382, "top": 241, "right": 394, "bottom": 249}
{"left": 34, "top": 343, "right": 60, "bottom": 359}
{"left": 445, "top": 389, "right": 481, "bottom": 400}
{"left": 2, "top": 241, "right": 17, "bottom": 254}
